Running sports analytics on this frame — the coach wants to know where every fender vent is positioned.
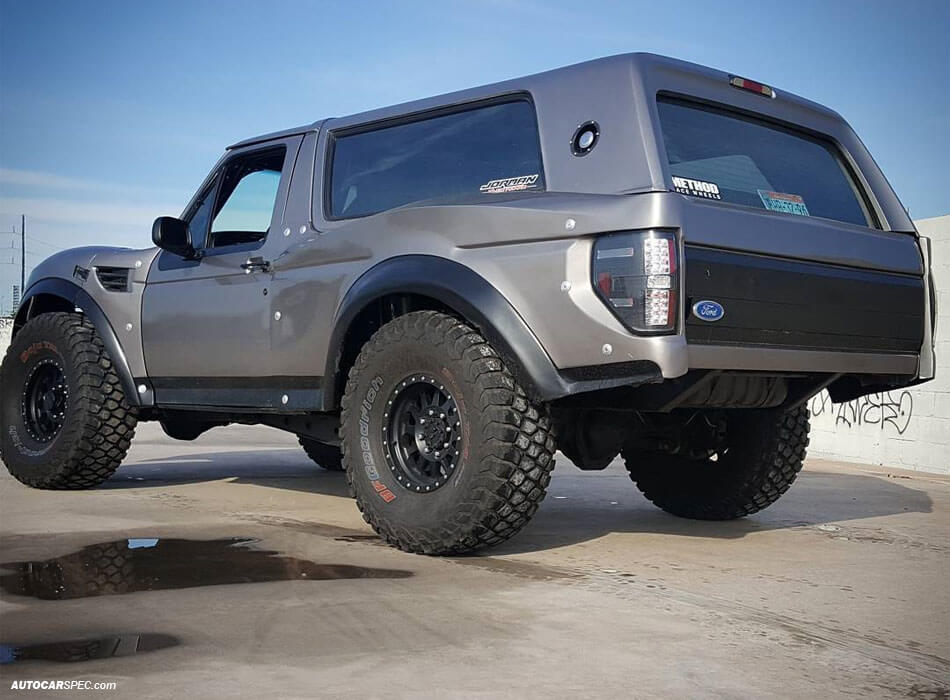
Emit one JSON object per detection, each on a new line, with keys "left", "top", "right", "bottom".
{"left": 96, "top": 266, "right": 131, "bottom": 292}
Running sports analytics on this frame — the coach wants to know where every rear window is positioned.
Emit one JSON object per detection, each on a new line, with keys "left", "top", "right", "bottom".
{"left": 328, "top": 98, "right": 544, "bottom": 219}
{"left": 656, "top": 97, "right": 871, "bottom": 228}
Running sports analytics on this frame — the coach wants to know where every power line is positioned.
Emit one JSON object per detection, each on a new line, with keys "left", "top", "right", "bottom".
{"left": 26, "top": 236, "right": 62, "bottom": 251}
{"left": 0, "top": 232, "right": 64, "bottom": 252}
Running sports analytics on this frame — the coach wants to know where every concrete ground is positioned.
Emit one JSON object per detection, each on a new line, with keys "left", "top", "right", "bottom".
{"left": 1, "top": 423, "right": 947, "bottom": 699}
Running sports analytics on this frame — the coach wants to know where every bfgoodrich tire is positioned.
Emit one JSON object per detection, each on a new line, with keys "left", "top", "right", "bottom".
{"left": 622, "top": 407, "right": 809, "bottom": 520}
{"left": 298, "top": 437, "right": 344, "bottom": 471}
{"left": 0, "top": 312, "right": 137, "bottom": 489}
{"left": 340, "top": 311, "right": 556, "bottom": 555}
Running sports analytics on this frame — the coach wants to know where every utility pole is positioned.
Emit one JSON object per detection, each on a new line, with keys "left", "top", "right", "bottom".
{"left": 20, "top": 214, "right": 25, "bottom": 293}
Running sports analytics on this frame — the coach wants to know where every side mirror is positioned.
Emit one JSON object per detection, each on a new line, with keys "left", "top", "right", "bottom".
{"left": 152, "top": 216, "right": 197, "bottom": 259}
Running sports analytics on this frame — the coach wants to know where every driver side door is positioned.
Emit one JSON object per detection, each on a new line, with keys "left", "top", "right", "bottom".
{"left": 142, "top": 137, "right": 301, "bottom": 408}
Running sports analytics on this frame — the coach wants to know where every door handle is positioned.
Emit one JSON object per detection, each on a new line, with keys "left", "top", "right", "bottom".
{"left": 241, "top": 256, "right": 271, "bottom": 274}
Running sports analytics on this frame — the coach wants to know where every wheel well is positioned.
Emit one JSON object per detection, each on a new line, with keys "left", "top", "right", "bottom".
{"left": 332, "top": 293, "right": 454, "bottom": 407}
{"left": 13, "top": 293, "right": 74, "bottom": 334}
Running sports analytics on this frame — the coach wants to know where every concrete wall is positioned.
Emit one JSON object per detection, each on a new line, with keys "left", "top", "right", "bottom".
{"left": 0, "top": 219, "right": 947, "bottom": 472}
{"left": 807, "top": 215, "right": 950, "bottom": 474}
{"left": 0, "top": 318, "right": 11, "bottom": 360}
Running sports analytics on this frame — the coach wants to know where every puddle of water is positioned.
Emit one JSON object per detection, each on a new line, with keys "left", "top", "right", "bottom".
{"left": 0, "top": 537, "right": 412, "bottom": 600}
{"left": 0, "top": 634, "right": 178, "bottom": 665}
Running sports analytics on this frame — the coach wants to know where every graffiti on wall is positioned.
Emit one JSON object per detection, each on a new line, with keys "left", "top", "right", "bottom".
{"left": 809, "top": 390, "right": 914, "bottom": 435}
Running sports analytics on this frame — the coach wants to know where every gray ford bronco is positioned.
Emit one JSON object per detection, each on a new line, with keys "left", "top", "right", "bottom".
{"left": 1, "top": 54, "right": 936, "bottom": 554}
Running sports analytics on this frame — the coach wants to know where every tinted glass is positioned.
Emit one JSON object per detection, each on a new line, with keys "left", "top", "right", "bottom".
{"left": 209, "top": 148, "right": 285, "bottom": 247}
{"left": 657, "top": 98, "right": 870, "bottom": 227}
{"left": 329, "top": 100, "right": 544, "bottom": 218}
{"left": 212, "top": 171, "right": 281, "bottom": 233}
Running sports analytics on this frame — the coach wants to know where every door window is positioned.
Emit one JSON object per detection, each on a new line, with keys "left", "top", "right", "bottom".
{"left": 207, "top": 147, "right": 286, "bottom": 248}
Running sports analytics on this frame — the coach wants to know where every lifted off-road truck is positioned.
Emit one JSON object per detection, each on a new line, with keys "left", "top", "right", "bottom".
{"left": 1, "top": 54, "right": 935, "bottom": 554}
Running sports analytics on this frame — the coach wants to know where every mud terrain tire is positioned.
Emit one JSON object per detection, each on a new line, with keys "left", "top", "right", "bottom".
{"left": 622, "top": 407, "right": 809, "bottom": 520}
{"left": 0, "top": 312, "right": 137, "bottom": 489}
{"left": 340, "top": 311, "right": 556, "bottom": 555}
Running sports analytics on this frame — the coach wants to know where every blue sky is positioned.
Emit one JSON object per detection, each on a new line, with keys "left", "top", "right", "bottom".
{"left": 1, "top": 0, "right": 948, "bottom": 312}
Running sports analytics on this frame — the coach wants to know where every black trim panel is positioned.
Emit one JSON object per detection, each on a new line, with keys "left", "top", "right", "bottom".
{"left": 684, "top": 245, "right": 925, "bottom": 353}
{"left": 150, "top": 376, "right": 323, "bottom": 411}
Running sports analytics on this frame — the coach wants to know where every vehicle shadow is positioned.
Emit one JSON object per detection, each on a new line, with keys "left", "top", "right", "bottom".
{"left": 103, "top": 449, "right": 935, "bottom": 554}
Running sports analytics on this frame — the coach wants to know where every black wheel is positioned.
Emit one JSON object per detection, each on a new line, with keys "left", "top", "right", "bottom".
{"left": 0, "top": 312, "right": 137, "bottom": 489}
{"left": 298, "top": 437, "right": 344, "bottom": 471}
{"left": 622, "top": 407, "right": 809, "bottom": 520}
{"left": 339, "top": 310, "right": 556, "bottom": 555}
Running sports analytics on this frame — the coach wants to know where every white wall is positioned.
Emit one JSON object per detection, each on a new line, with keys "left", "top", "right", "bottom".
{"left": 808, "top": 215, "right": 950, "bottom": 474}
{"left": 0, "top": 318, "right": 11, "bottom": 361}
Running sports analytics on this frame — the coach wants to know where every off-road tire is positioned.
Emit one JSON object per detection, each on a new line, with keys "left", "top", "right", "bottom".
{"left": 0, "top": 312, "right": 137, "bottom": 489}
{"left": 339, "top": 311, "right": 556, "bottom": 555}
{"left": 298, "top": 437, "right": 344, "bottom": 471}
{"left": 622, "top": 407, "right": 809, "bottom": 520}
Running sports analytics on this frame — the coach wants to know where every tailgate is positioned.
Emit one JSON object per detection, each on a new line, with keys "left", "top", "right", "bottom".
{"left": 684, "top": 245, "right": 925, "bottom": 353}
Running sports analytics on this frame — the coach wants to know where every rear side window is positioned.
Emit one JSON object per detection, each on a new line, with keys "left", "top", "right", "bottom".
{"left": 656, "top": 97, "right": 871, "bottom": 228}
{"left": 328, "top": 99, "right": 544, "bottom": 219}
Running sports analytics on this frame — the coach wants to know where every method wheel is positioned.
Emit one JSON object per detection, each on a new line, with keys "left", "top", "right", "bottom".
{"left": 622, "top": 407, "right": 809, "bottom": 520}
{"left": 298, "top": 437, "right": 344, "bottom": 471}
{"left": 0, "top": 312, "right": 137, "bottom": 489}
{"left": 340, "top": 311, "right": 556, "bottom": 555}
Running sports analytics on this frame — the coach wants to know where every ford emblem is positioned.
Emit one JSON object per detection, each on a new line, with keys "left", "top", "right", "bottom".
{"left": 692, "top": 300, "right": 725, "bottom": 322}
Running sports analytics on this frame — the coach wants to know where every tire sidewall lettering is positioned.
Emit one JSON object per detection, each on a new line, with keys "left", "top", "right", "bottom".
{"left": 359, "top": 375, "right": 384, "bottom": 484}
{"left": 20, "top": 341, "right": 58, "bottom": 364}
{"left": 4, "top": 336, "right": 66, "bottom": 458}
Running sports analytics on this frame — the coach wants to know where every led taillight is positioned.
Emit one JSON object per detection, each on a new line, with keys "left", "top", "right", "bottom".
{"left": 729, "top": 75, "right": 776, "bottom": 99}
{"left": 591, "top": 230, "right": 679, "bottom": 334}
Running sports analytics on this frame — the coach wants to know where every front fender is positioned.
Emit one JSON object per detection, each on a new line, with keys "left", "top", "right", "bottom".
{"left": 14, "top": 278, "right": 148, "bottom": 407}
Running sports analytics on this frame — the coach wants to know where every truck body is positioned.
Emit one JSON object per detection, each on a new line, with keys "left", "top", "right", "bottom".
{"left": 3, "top": 53, "right": 935, "bottom": 553}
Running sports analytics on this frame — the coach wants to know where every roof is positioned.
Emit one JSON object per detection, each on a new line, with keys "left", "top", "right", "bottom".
{"left": 226, "top": 123, "right": 318, "bottom": 150}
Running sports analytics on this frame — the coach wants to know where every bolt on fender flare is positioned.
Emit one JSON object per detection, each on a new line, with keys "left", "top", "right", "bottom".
{"left": 14, "top": 278, "right": 146, "bottom": 407}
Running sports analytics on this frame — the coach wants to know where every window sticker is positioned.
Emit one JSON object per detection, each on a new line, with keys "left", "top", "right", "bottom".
{"left": 479, "top": 174, "right": 540, "bottom": 194}
{"left": 671, "top": 176, "right": 721, "bottom": 200}
{"left": 758, "top": 190, "right": 810, "bottom": 217}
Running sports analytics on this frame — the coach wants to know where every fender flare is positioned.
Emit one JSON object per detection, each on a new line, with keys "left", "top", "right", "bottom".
{"left": 322, "top": 255, "right": 573, "bottom": 409}
{"left": 14, "top": 278, "right": 144, "bottom": 407}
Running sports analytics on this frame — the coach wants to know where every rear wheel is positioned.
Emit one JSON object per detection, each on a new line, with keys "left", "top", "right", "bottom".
{"left": 298, "top": 437, "right": 344, "bottom": 471}
{"left": 622, "top": 407, "right": 809, "bottom": 520}
{"left": 0, "top": 312, "right": 137, "bottom": 489}
{"left": 339, "top": 311, "right": 556, "bottom": 555}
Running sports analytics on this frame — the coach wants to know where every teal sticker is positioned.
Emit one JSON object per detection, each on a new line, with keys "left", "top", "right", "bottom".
{"left": 758, "top": 190, "right": 809, "bottom": 216}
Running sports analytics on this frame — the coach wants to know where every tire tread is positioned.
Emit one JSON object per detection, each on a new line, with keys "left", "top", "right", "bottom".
{"left": 340, "top": 311, "right": 555, "bottom": 555}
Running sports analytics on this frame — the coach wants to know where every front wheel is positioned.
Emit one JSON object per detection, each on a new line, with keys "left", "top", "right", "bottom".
{"left": 622, "top": 407, "right": 809, "bottom": 520}
{"left": 0, "top": 312, "right": 137, "bottom": 489}
{"left": 340, "top": 311, "right": 556, "bottom": 555}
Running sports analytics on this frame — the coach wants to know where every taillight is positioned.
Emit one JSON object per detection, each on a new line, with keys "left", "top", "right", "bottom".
{"left": 592, "top": 230, "right": 679, "bottom": 334}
